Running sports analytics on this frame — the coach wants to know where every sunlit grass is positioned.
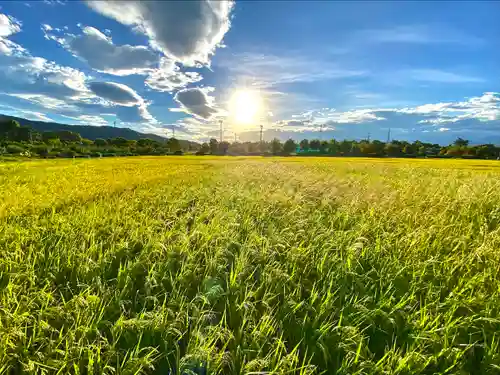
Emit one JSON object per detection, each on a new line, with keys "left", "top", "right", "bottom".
{"left": 1, "top": 156, "right": 500, "bottom": 373}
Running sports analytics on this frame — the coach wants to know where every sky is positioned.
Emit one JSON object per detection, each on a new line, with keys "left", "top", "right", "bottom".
{"left": 0, "top": 0, "right": 499, "bottom": 144}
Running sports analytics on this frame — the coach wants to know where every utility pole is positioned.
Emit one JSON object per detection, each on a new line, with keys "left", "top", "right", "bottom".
{"left": 386, "top": 128, "right": 391, "bottom": 144}
{"left": 260, "top": 124, "right": 263, "bottom": 144}
{"left": 367, "top": 132, "right": 371, "bottom": 142}
{"left": 234, "top": 132, "right": 237, "bottom": 143}
{"left": 320, "top": 124, "right": 324, "bottom": 139}
{"left": 113, "top": 121, "right": 116, "bottom": 128}
{"left": 219, "top": 119, "right": 223, "bottom": 143}
{"left": 172, "top": 125, "right": 175, "bottom": 138}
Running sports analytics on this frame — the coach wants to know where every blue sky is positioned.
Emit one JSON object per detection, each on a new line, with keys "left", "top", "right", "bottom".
{"left": 0, "top": 0, "right": 499, "bottom": 144}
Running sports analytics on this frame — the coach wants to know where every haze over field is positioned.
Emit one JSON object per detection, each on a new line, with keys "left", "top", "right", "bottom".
{"left": 0, "top": 1, "right": 499, "bottom": 144}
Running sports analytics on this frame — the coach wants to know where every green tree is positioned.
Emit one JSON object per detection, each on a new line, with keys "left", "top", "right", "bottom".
{"left": 475, "top": 144, "right": 498, "bottom": 159}
{"left": 200, "top": 142, "right": 210, "bottom": 154}
{"left": 384, "top": 142, "right": 402, "bottom": 157}
{"left": 42, "top": 131, "right": 59, "bottom": 143}
{"left": 359, "top": 142, "right": 376, "bottom": 155}
{"left": 57, "top": 130, "right": 82, "bottom": 143}
{"left": 110, "top": 137, "right": 129, "bottom": 147}
{"left": 446, "top": 146, "right": 464, "bottom": 157}
{"left": 327, "top": 139, "right": 339, "bottom": 155}
{"left": 167, "top": 138, "right": 181, "bottom": 152}
{"left": 371, "top": 140, "right": 385, "bottom": 155}
{"left": 219, "top": 141, "right": 230, "bottom": 155}
{"left": 209, "top": 138, "right": 219, "bottom": 154}
{"left": 339, "top": 140, "right": 352, "bottom": 155}
{"left": 137, "top": 138, "right": 154, "bottom": 147}
{"left": 94, "top": 138, "right": 107, "bottom": 147}
{"left": 402, "top": 144, "right": 414, "bottom": 155}
{"left": 454, "top": 137, "right": 469, "bottom": 147}
{"left": 320, "top": 140, "right": 329, "bottom": 153}
{"left": 309, "top": 139, "right": 321, "bottom": 150}
{"left": 6, "top": 144, "right": 24, "bottom": 154}
{"left": 283, "top": 139, "right": 297, "bottom": 154}
{"left": 12, "top": 127, "right": 37, "bottom": 142}
{"left": 0, "top": 119, "right": 20, "bottom": 141}
{"left": 270, "top": 138, "right": 282, "bottom": 155}
{"left": 299, "top": 139, "right": 309, "bottom": 151}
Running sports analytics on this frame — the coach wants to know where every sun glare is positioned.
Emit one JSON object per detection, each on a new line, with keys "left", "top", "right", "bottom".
{"left": 229, "top": 90, "right": 262, "bottom": 125}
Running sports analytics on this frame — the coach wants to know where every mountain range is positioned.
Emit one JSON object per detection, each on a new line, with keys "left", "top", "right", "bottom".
{"left": 0, "top": 114, "right": 199, "bottom": 148}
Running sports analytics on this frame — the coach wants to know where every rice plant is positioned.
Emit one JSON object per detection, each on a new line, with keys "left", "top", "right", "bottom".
{"left": 1, "top": 156, "right": 500, "bottom": 374}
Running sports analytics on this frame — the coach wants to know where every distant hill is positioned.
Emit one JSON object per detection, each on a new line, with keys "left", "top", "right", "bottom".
{"left": 0, "top": 114, "right": 199, "bottom": 149}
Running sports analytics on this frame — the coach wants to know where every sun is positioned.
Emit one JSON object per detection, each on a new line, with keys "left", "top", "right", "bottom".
{"left": 229, "top": 90, "right": 262, "bottom": 125}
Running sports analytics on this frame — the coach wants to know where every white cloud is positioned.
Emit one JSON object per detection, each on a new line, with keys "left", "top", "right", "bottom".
{"left": 145, "top": 58, "right": 203, "bottom": 92}
{"left": 45, "top": 24, "right": 202, "bottom": 91}
{"left": 44, "top": 25, "right": 160, "bottom": 76}
{"left": 291, "top": 108, "right": 386, "bottom": 125}
{"left": 172, "top": 87, "right": 219, "bottom": 120}
{"left": 85, "top": 0, "right": 234, "bottom": 66}
{"left": 61, "top": 114, "right": 109, "bottom": 126}
{"left": 0, "top": 15, "right": 156, "bottom": 126}
{"left": 396, "top": 92, "right": 500, "bottom": 122}
{"left": 20, "top": 110, "right": 53, "bottom": 122}
{"left": 115, "top": 103, "right": 154, "bottom": 124}
{"left": 0, "top": 13, "right": 21, "bottom": 37}
{"left": 87, "top": 81, "right": 154, "bottom": 124}
{"left": 0, "top": 14, "right": 91, "bottom": 101}
{"left": 274, "top": 119, "right": 334, "bottom": 133}
{"left": 43, "top": 0, "right": 66, "bottom": 5}
{"left": 88, "top": 81, "right": 143, "bottom": 106}
{"left": 0, "top": 40, "right": 92, "bottom": 101}
{"left": 9, "top": 94, "right": 77, "bottom": 110}
{"left": 439, "top": 127, "right": 450, "bottom": 132}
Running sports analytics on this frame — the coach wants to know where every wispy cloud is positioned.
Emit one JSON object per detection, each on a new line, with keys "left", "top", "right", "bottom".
{"left": 405, "top": 69, "right": 484, "bottom": 83}
{"left": 216, "top": 52, "right": 367, "bottom": 88}
{"left": 358, "top": 24, "right": 484, "bottom": 46}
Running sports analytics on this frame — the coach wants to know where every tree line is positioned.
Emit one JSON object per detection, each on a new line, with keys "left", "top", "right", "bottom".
{"left": 2, "top": 119, "right": 499, "bottom": 159}
{"left": 199, "top": 137, "right": 500, "bottom": 159}
{"left": 0, "top": 119, "right": 184, "bottom": 158}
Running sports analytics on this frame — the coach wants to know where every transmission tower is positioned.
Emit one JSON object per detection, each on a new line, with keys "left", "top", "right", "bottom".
{"left": 219, "top": 119, "right": 223, "bottom": 143}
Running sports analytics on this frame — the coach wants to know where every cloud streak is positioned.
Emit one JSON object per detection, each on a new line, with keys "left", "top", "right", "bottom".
{"left": 358, "top": 25, "right": 484, "bottom": 46}
{"left": 217, "top": 52, "right": 366, "bottom": 88}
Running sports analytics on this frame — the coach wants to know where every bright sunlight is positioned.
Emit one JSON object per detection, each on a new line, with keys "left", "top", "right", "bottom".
{"left": 229, "top": 90, "right": 262, "bottom": 125}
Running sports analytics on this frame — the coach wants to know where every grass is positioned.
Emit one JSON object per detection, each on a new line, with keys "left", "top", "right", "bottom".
{"left": 1, "top": 156, "right": 500, "bottom": 374}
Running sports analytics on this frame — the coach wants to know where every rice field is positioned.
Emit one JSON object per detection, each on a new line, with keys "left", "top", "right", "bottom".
{"left": 1, "top": 156, "right": 500, "bottom": 374}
